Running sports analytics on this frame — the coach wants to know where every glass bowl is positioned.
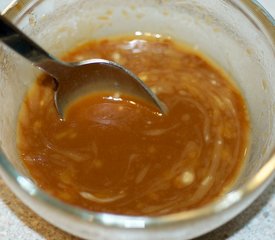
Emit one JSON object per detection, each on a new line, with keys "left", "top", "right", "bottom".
{"left": 0, "top": 0, "right": 274, "bottom": 239}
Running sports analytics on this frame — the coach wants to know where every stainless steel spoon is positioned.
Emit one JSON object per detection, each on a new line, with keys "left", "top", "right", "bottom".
{"left": 0, "top": 15, "right": 165, "bottom": 119}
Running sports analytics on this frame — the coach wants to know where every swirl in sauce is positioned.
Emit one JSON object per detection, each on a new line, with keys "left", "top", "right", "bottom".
{"left": 17, "top": 35, "right": 250, "bottom": 216}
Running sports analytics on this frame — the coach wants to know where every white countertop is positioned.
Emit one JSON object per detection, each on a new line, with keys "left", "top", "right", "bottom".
{"left": 0, "top": 0, "right": 274, "bottom": 239}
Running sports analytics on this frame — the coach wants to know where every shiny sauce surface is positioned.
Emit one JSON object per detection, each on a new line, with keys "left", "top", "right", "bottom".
{"left": 17, "top": 35, "right": 249, "bottom": 216}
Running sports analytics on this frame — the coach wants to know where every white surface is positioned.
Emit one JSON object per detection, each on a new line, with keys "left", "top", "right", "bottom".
{"left": 0, "top": 0, "right": 274, "bottom": 240}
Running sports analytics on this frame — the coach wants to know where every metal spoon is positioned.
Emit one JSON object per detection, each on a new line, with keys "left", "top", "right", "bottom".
{"left": 0, "top": 15, "right": 165, "bottom": 119}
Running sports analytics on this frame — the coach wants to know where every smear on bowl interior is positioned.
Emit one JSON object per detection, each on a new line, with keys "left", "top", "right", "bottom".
{"left": 17, "top": 34, "right": 250, "bottom": 216}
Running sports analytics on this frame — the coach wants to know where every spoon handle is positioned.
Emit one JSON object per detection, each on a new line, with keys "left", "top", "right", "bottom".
{"left": 0, "top": 15, "right": 59, "bottom": 74}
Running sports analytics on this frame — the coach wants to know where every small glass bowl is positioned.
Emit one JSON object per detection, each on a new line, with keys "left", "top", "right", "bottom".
{"left": 0, "top": 0, "right": 274, "bottom": 239}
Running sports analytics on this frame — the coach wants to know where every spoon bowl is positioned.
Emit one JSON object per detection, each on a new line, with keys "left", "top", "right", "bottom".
{"left": 0, "top": 15, "right": 165, "bottom": 119}
{"left": 40, "top": 58, "right": 165, "bottom": 118}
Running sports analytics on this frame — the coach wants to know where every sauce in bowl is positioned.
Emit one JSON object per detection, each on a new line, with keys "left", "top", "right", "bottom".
{"left": 17, "top": 35, "right": 249, "bottom": 216}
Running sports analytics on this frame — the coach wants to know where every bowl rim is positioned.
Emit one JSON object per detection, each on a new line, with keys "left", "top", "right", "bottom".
{"left": 0, "top": 0, "right": 275, "bottom": 229}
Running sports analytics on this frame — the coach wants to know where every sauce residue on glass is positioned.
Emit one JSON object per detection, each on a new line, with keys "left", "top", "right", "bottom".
{"left": 17, "top": 34, "right": 250, "bottom": 216}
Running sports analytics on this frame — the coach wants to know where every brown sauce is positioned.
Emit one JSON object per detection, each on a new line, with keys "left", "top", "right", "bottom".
{"left": 17, "top": 35, "right": 250, "bottom": 216}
